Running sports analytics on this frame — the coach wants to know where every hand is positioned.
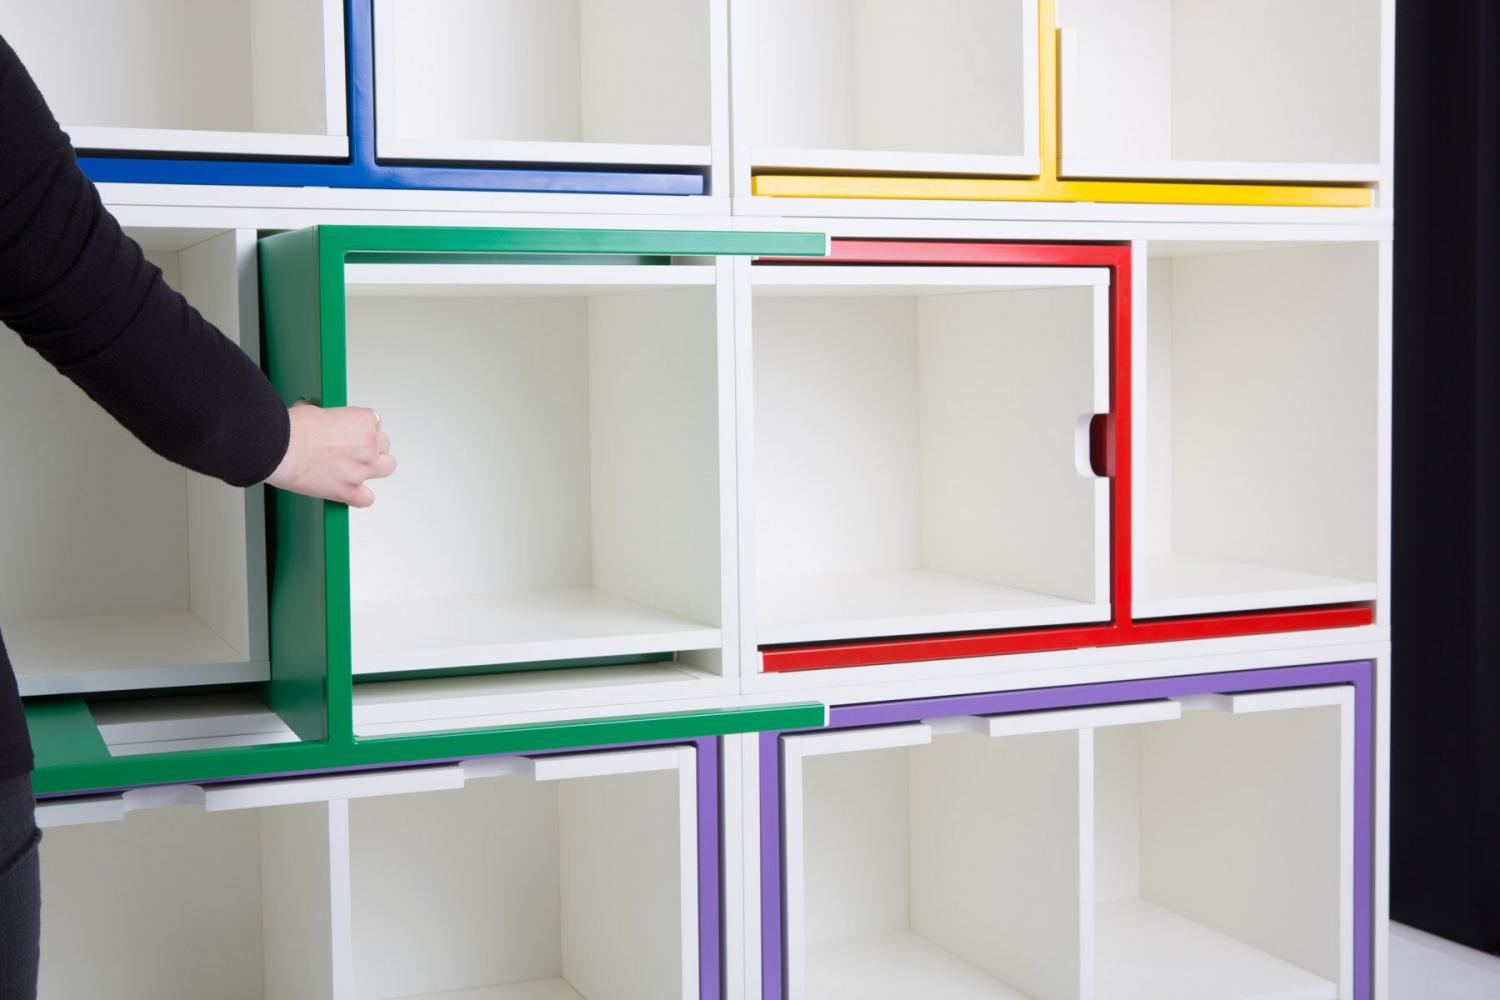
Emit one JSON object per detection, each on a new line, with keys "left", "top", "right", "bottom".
{"left": 265, "top": 402, "right": 396, "bottom": 508}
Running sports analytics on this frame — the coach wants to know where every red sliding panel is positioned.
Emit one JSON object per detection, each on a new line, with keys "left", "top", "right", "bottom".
{"left": 756, "top": 240, "right": 1374, "bottom": 673}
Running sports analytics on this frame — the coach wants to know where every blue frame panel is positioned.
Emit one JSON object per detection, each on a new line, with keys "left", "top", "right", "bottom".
{"left": 78, "top": 0, "right": 707, "bottom": 196}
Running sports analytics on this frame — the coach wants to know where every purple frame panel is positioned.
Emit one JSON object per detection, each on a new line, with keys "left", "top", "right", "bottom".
{"left": 758, "top": 661, "right": 1376, "bottom": 1000}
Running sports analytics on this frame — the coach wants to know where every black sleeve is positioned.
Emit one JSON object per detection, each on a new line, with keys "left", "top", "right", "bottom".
{"left": 0, "top": 34, "right": 290, "bottom": 488}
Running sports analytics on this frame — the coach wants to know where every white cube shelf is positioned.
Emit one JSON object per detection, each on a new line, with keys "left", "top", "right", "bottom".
{"left": 778, "top": 688, "right": 1353, "bottom": 1000}
{"left": 1056, "top": 0, "right": 1384, "bottom": 184}
{"left": 0, "top": 229, "right": 268, "bottom": 696}
{"left": 341, "top": 262, "right": 734, "bottom": 730}
{"left": 1136, "top": 240, "right": 1383, "bottom": 619}
{"left": 373, "top": 0, "right": 719, "bottom": 170}
{"left": 743, "top": 264, "right": 1110, "bottom": 648}
{"left": 737, "top": 0, "right": 1039, "bottom": 177}
{"left": 1093, "top": 688, "right": 1354, "bottom": 1000}
{"left": 349, "top": 747, "right": 699, "bottom": 1000}
{"left": 0, "top": 0, "right": 347, "bottom": 158}
{"left": 36, "top": 791, "right": 347, "bottom": 1000}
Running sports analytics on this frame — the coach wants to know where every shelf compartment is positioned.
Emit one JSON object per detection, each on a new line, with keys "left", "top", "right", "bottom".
{"left": 1093, "top": 686, "right": 1354, "bottom": 999}
{"left": 1136, "top": 241, "right": 1382, "bottom": 619}
{"left": 1056, "top": 0, "right": 1382, "bottom": 185}
{"left": 34, "top": 786, "right": 346, "bottom": 999}
{"left": 1, "top": 229, "right": 267, "bottom": 696}
{"left": 373, "top": 0, "right": 715, "bottom": 170}
{"left": 0, "top": 0, "right": 347, "bottom": 158}
{"left": 350, "top": 746, "right": 701, "bottom": 1000}
{"left": 746, "top": 264, "right": 1111, "bottom": 647}
{"left": 781, "top": 721, "right": 1089, "bottom": 1000}
{"left": 739, "top": 0, "right": 1039, "bottom": 178}
{"left": 342, "top": 266, "right": 727, "bottom": 677}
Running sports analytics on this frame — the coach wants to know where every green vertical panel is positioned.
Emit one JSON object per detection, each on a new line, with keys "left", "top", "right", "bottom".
{"left": 258, "top": 228, "right": 332, "bottom": 744}
{"left": 317, "top": 235, "right": 354, "bottom": 743}
{"left": 25, "top": 700, "right": 109, "bottom": 769}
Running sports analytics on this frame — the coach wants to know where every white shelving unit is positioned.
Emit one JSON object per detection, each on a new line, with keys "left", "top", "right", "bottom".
{"left": 0, "top": 0, "right": 347, "bottom": 158}
{"left": 0, "top": 228, "right": 268, "bottom": 696}
{"left": 733, "top": 0, "right": 1039, "bottom": 181}
{"left": 34, "top": 745, "right": 701, "bottom": 1000}
{"left": 372, "top": 0, "right": 723, "bottom": 175}
{"left": 740, "top": 263, "right": 1111, "bottom": 649}
{"left": 778, "top": 688, "right": 1353, "bottom": 1000}
{"left": 1056, "top": 0, "right": 1384, "bottom": 185}
{"left": 341, "top": 261, "right": 736, "bottom": 732}
{"left": 1135, "top": 240, "right": 1384, "bottom": 618}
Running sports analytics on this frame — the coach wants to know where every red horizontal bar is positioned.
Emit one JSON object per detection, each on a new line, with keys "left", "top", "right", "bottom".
{"left": 759, "top": 604, "right": 1375, "bottom": 673}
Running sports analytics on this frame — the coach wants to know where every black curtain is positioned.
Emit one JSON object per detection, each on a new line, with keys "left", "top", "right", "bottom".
{"left": 1391, "top": 0, "right": 1500, "bottom": 952}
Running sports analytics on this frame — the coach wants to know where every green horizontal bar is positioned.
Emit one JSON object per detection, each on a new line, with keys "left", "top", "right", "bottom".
{"left": 304, "top": 225, "right": 828, "bottom": 261}
{"left": 26, "top": 699, "right": 109, "bottom": 770}
{"left": 31, "top": 702, "right": 827, "bottom": 798}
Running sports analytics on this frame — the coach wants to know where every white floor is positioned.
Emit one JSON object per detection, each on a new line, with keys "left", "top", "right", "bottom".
{"left": 1392, "top": 923, "right": 1500, "bottom": 999}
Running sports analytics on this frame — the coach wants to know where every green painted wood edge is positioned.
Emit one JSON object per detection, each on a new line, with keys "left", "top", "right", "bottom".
{"left": 259, "top": 228, "right": 336, "bottom": 744}
{"left": 307, "top": 225, "right": 827, "bottom": 259}
{"left": 30, "top": 702, "right": 827, "bottom": 797}
{"left": 25, "top": 699, "right": 108, "bottom": 770}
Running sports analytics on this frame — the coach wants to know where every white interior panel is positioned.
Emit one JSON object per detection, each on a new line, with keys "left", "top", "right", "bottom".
{"left": 1137, "top": 243, "right": 1380, "bottom": 617}
{"left": 350, "top": 761, "right": 695, "bottom": 1000}
{"left": 0, "top": 230, "right": 265, "bottom": 695}
{"left": 0, "top": 0, "right": 346, "bottom": 156}
{"left": 37, "top": 800, "right": 344, "bottom": 1000}
{"left": 1093, "top": 693, "right": 1353, "bottom": 999}
{"left": 374, "top": 0, "right": 711, "bottom": 163}
{"left": 752, "top": 276, "right": 1108, "bottom": 644}
{"left": 748, "top": 0, "right": 1034, "bottom": 173}
{"left": 786, "top": 727, "right": 1086, "bottom": 999}
{"left": 344, "top": 273, "right": 724, "bottom": 674}
{"left": 1058, "top": 0, "right": 1381, "bottom": 180}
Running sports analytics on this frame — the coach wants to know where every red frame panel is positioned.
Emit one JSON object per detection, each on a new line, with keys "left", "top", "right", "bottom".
{"left": 755, "top": 239, "right": 1375, "bottom": 672}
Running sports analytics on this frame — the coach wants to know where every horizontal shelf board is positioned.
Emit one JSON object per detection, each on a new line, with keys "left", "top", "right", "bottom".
{"left": 92, "top": 694, "right": 290, "bottom": 745}
{"left": 1134, "top": 552, "right": 1377, "bottom": 620}
{"left": 1097, "top": 899, "right": 1337, "bottom": 1000}
{"left": 378, "top": 136, "right": 712, "bottom": 169}
{"left": 353, "top": 661, "right": 713, "bottom": 730}
{"left": 104, "top": 730, "right": 301, "bottom": 759}
{"left": 751, "top": 265, "right": 1109, "bottom": 294}
{"left": 5, "top": 612, "right": 264, "bottom": 697}
{"left": 344, "top": 263, "right": 715, "bottom": 297}
{"left": 808, "top": 930, "right": 1032, "bottom": 1000}
{"left": 351, "top": 589, "right": 721, "bottom": 674}
{"left": 387, "top": 978, "right": 585, "bottom": 1000}
{"left": 1061, "top": 157, "right": 1381, "bottom": 185}
{"left": 757, "top": 570, "right": 1105, "bottom": 646}
{"left": 65, "top": 125, "right": 347, "bottom": 159}
{"left": 754, "top": 146, "right": 1040, "bottom": 178}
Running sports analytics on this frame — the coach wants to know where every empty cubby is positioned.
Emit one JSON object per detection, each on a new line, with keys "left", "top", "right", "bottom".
{"left": 373, "top": 0, "right": 714, "bottom": 168}
{"left": 742, "top": 0, "right": 1037, "bottom": 176}
{"left": 1136, "top": 240, "right": 1382, "bottom": 618}
{"left": 337, "top": 261, "right": 731, "bottom": 730}
{"left": 747, "top": 265, "right": 1110, "bottom": 647}
{"left": 0, "top": 228, "right": 267, "bottom": 697}
{"left": 0, "top": 0, "right": 347, "bottom": 158}
{"left": 36, "top": 793, "right": 346, "bottom": 1000}
{"left": 1056, "top": 0, "right": 1382, "bottom": 183}
{"left": 781, "top": 719, "right": 1093, "bottom": 1000}
{"left": 349, "top": 747, "right": 700, "bottom": 1000}
{"left": 1092, "top": 687, "right": 1353, "bottom": 999}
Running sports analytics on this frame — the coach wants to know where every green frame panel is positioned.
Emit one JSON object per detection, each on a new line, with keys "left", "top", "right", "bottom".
{"left": 29, "top": 225, "right": 827, "bottom": 797}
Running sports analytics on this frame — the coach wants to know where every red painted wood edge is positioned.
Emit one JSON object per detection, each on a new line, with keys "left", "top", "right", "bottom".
{"left": 759, "top": 604, "right": 1376, "bottom": 672}
{"left": 754, "top": 241, "right": 1374, "bottom": 674}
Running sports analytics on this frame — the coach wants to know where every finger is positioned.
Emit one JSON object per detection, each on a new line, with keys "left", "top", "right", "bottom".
{"left": 346, "top": 484, "right": 376, "bottom": 509}
{"left": 374, "top": 431, "right": 391, "bottom": 454}
{"left": 368, "top": 453, "right": 397, "bottom": 479}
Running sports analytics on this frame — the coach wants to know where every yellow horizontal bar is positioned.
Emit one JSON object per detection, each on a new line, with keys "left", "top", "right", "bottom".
{"left": 751, "top": 173, "right": 1375, "bottom": 209}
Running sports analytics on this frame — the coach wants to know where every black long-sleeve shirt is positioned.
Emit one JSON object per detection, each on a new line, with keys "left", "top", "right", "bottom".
{"left": 0, "top": 37, "right": 291, "bottom": 780}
